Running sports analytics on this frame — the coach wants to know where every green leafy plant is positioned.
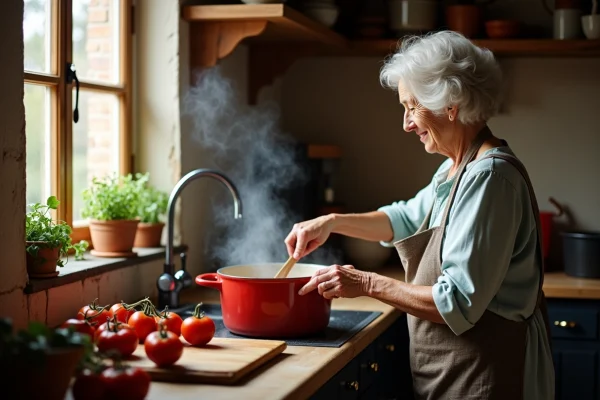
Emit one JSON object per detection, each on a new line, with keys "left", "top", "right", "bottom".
{"left": 137, "top": 173, "right": 169, "bottom": 224}
{"left": 0, "top": 318, "right": 92, "bottom": 369}
{"left": 81, "top": 174, "right": 143, "bottom": 221}
{"left": 26, "top": 196, "right": 89, "bottom": 266}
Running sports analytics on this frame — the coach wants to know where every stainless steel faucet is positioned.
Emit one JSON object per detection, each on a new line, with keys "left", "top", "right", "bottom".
{"left": 157, "top": 169, "right": 243, "bottom": 309}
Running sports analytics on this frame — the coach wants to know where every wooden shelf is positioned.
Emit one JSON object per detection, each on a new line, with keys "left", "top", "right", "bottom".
{"left": 182, "top": 4, "right": 347, "bottom": 48}
{"left": 181, "top": 4, "right": 600, "bottom": 103}
{"left": 351, "top": 38, "right": 600, "bottom": 57}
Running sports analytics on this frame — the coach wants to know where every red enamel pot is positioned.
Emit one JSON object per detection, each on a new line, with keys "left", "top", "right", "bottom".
{"left": 195, "top": 263, "right": 331, "bottom": 338}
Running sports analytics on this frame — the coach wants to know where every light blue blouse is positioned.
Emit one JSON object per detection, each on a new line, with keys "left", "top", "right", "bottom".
{"left": 378, "top": 146, "right": 555, "bottom": 399}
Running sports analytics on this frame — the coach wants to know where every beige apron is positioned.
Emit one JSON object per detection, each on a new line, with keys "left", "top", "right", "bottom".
{"left": 393, "top": 126, "right": 552, "bottom": 400}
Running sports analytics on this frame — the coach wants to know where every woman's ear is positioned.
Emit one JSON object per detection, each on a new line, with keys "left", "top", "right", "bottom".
{"left": 447, "top": 106, "right": 458, "bottom": 122}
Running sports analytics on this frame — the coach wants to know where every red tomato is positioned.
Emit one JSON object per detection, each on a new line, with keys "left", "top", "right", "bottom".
{"left": 71, "top": 368, "right": 106, "bottom": 400}
{"left": 110, "top": 303, "right": 135, "bottom": 324}
{"left": 101, "top": 366, "right": 151, "bottom": 400}
{"left": 94, "top": 315, "right": 136, "bottom": 343}
{"left": 181, "top": 303, "right": 215, "bottom": 346}
{"left": 128, "top": 310, "right": 157, "bottom": 343}
{"left": 61, "top": 318, "right": 96, "bottom": 338}
{"left": 154, "top": 310, "right": 183, "bottom": 336}
{"left": 96, "top": 324, "right": 139, "bottom": 357}
{"left": 77, "top": 298, "right": 111, "bottom": 327}
{"left": 144, "top": 324, "right": 184, "bottom": 367}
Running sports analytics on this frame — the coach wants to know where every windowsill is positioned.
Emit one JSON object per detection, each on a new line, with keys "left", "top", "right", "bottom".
{"left": 24, "top": 245, "right": 188, "bottom": 294}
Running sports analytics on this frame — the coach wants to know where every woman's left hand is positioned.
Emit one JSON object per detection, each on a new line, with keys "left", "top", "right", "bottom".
{"left": 298, "top": 265, "right": 371, "bottom": 299}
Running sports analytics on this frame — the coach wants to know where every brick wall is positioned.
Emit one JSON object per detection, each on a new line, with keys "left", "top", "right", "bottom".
{"left": 85, "top": 0, "right": 117, "bottom": 188}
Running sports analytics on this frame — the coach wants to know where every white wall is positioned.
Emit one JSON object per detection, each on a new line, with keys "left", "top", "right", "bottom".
{"left": 281, "top": 56, "right": 600, "bottom": 231}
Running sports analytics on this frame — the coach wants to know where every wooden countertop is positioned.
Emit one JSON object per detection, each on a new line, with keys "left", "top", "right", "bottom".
{"left": 134, "top": 266, "right": 600, "bottom": 400}
{"left": 144, "top": 286, "right": 401, "bottom": 400}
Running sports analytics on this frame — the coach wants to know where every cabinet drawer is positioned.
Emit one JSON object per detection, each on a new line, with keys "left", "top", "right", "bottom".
{"left": 547, "top": 308, "right": 599, "bottom": 340}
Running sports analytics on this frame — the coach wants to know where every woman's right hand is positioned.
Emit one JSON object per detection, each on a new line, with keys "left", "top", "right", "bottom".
{"left": 285, "top": 214, "right": 336, "bottom": 260}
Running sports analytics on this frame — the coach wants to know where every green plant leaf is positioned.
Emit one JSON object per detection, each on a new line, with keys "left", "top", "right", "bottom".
{"left": 46, "top": 196, "right": 60, "bottom": 209}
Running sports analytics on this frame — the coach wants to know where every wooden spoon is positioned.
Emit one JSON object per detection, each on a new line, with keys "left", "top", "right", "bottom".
{"left": 274, "top": 256, "right": 297, "bottom": 279}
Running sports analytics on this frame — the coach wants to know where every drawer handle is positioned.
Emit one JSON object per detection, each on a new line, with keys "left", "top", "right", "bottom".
{"left": 554, "top": 320, "right": 577, "bottom": 328}
{"left": 344, "top": 381, "right": 359, "bottom": 391}
{"left": 370, "top": 362, "right": 379, "bottom": 372}
{"left": 385, "top": 344, "right": 395, "bottom": 352}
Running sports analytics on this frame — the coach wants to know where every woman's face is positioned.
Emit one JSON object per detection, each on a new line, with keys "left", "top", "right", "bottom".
{"left": 397, "top": 81, "right": 455, "bottom": 155}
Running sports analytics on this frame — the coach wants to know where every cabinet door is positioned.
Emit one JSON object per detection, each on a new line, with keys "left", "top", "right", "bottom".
{"left": 553, "top": 341, "right": 600, "bottom": 400}
{"left": 375, "top": 315, "right": 414, "bottom": 400}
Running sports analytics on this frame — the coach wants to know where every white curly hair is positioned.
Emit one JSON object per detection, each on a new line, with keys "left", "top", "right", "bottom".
{"left": 380, "top": 30, "right": 503, "bottom": 125}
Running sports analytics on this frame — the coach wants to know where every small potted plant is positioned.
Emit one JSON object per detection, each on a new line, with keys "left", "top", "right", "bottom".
{"left": 134, "top": 173, "right": 169, "bottom": 248}
{"left": 0, "top": 318, "right": 91, "bottom": 400}
{"left": 26, "top": 196, "right": 89, "bottom": 278}
{"left": 81, "top": 174, "right": 142, "bottom": 257}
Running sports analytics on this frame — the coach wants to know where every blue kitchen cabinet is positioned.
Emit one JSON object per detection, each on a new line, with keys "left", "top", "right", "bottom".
{"left": 311, "top": 314, "right": 414, "bottom": 400}
{"left": 547, "top": 298, "right": 600, "bottom": 400}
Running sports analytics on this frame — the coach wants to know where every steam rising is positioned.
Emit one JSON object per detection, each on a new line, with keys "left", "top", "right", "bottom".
{"left": 183, "top": 67, "right": 339, "bottom": 268}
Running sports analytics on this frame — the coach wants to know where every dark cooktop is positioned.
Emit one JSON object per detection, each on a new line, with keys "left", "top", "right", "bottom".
{"left": 172, "top": 303, "right": 382, "bottom": 348}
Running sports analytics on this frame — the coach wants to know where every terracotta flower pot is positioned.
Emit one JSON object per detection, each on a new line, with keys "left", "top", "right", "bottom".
{"left": 6, "top": 346, "right": 85, "bottom": 400}
{"left": 89, "top": 219, "right": 140, "bottom": 257}
{"left": 25, "top": 242, "right": 60, "bottom": 278}
{"left": 133, "top": 222, "right": 165, "bottom": 248}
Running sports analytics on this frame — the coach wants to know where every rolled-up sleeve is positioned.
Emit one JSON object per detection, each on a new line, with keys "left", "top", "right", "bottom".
{"left": 433, "top": 170, "right": 525, "bottom": 336}
{"left": 377, "top": 179, "right": 436, "bottom": 247}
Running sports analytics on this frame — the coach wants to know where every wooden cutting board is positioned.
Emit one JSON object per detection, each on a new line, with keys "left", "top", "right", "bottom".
{"left": 127, "top": 337, "right": 287, "bottom": 385}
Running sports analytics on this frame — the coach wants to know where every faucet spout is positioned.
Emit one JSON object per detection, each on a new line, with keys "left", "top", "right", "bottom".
{"left": 158, "top": 168, "right": 242, "bottom": 309}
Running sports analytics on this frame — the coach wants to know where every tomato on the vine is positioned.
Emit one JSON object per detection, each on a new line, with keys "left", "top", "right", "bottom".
{"left": 101, "top": 365, "right": 151, "bottom": 400}
{"left": 60, "top": 318, "right": 96, "bottom": 338}
{"left": 110, "top": 303, "right": 135, "bottom": 324}
{"left": 128, "top": 310, "right": 157, "bottom": 343}
{"left": 71, "top": 368, "right": 106, "bottom": 400}
{"left": 96, "top": 328, "right": 138, "bottom": 358}
{"left": 154, "top": 308, "right": 183, "bottom": 336}
{"left": 96, "top": 319, "right": 139, "bottom": 357}
{"left": 181, "top": 303, "right": 215, "bottom": 346}
{"left": 77, "top": 298, "right": 111, "bottom": 327}
{"left": 94, "top": 314, "right": 135, "bottom": 342}
{"left": 144, "top": 323, "right": 184, "bottom": 367}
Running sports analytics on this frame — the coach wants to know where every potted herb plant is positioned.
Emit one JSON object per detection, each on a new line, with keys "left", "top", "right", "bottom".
{"left": 81, "top": 174, "right": 142, "bottom": 257}
{"left": 26, "top": 196, "right": 89, "bottom": 278}
{"left": 0, "top": 318, "right": 91, "bottom": 400}
{"left": 133, "top": 173, "right": 169, "bottom": 248}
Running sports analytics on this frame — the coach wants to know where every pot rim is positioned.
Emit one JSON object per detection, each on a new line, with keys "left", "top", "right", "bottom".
{"left": 561, "top": 231, "right": 600, "bottom": 239}
{"left": 215, "top": 262, "right": 327, "bottom": 282}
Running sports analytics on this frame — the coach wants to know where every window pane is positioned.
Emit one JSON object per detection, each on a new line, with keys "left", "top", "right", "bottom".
{"left": 24, "top": 0, "right": 52, "bottom": 73}
{"left": 73, "top": 0, "right": 121, "bottom": 84}
{"left": 25, "top": 84, "right": 52, "bottom": 209}
{"left": 72, "top": 90, "right": 120, "bottom": 222}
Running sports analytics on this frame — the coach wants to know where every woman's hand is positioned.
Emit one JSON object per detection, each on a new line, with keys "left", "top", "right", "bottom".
{"left": 298, "top": 265, "right": 372, "bottom": 300}
{"left": 285, "top": 215, "right": 335, "bottom": 259}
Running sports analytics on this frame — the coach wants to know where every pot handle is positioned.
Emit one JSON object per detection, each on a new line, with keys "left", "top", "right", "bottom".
{"left": 195, "top": 273, "right": 223, "bottom": 291}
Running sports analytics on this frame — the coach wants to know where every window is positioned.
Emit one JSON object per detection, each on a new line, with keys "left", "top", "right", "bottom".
{"left": 24, "top": 0, "right": 133, "bottom": 243}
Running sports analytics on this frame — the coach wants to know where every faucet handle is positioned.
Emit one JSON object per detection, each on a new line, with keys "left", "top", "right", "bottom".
{"left": 157, "top": 272, "right": 176, "bottom": 292}
{"left": 174, "top": 252, "right": 193, "bottom": 289}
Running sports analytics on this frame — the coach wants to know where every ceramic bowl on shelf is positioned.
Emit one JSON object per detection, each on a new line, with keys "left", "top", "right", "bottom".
{"left": 303, "top": 5, "right": 339, "bottom": 27}
{"left": 485, "top": 20, "right": 520, "bottom": 39}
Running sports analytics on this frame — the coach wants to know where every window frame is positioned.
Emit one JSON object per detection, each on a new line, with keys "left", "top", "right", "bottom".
{"left": 24, "top": 0, "right": 133, "bottom": 245}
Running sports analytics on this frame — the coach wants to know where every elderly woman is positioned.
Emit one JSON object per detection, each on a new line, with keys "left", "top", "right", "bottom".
{"left": 285, "top": 31, "right": 554, "bottom": 400}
